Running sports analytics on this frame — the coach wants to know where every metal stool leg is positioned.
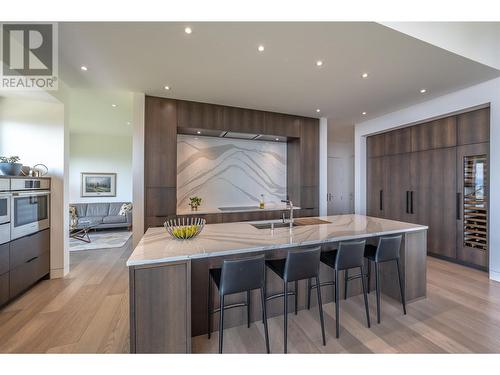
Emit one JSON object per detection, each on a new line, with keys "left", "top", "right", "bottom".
{"left": 247, "top": 290, "right": 251, "bottom": 328}
{"left": 315, "top": 276, "right": 326, "bottom": 346}
{"left": 335, "top": 269, "right": 340, "bottom": 338}
{"left": 396, "top": 258, "right": 407, "bottom": 315}
{"left": 375, "top": 262, "right": 381, "bottom": 324}
{"left": 360, "top": 265, "right": 371, "bottom": 328}
{"left": 344, "top": 269, "right": 349, "bottom": 300}
{"left": 260, "top": 287, "right": 270, "bottom": 353}
{"left": 294, "top": 280, "right": 298, "bottom": 315}
{"left": 307, "top": 278, "right": 312, "bottom": 310}
{"left": 219, "top": 295, "right": 225, "bottom": 353}
{"left": 283, "top": 281, "right": 288, "bottom": 353}
{"left": 367, "top": 259, "right": 371, "bottom": 293}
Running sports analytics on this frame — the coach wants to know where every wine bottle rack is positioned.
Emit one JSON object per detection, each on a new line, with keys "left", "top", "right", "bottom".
{"left": 463, "top": 155, "right": 488, "bottom": 251}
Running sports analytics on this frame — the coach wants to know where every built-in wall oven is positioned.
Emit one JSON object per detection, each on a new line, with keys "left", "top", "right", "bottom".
{"left": 0, "top": 178, "right": 11, "bottom": 244}
{"left": 10, "top": 178, "right": 51, "bottom": 240}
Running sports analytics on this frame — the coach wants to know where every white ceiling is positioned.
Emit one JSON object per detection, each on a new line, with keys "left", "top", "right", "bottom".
{"left": 68, "top": 89, "right": 133, "bottom": 136}
{"left": 59, "top": 22, "right": 500, "bottom": 125}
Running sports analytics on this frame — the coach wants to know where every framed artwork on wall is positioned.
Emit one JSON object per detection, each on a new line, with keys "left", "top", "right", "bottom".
{"left": 81, "top": 172, "right": 117, "bottom": 197}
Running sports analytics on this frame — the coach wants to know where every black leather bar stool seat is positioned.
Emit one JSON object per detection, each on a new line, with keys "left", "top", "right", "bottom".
{"left": 265, "top": 246, "right": 326, "bottom": 353}
{"left": 208, "top": 255, "right": 270, "bottom": 354}
{"left": 308, "top": 240, "right": 371, "bottom": 338}
{"left": 364, "top": 234, "right": 406, "bottom": 324}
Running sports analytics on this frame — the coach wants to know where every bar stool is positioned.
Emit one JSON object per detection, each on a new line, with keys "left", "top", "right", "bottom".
{"left": 207, "top": 255, "right": 270, "bottom": 353}
{"left": 365, "top": 234, "right": 406, "bottom": 323}
{"left": 265, "top": 246, "right": 326, "bottom": 353}
{"left": 308, "top": 240, "right": 370, "bottom": 338}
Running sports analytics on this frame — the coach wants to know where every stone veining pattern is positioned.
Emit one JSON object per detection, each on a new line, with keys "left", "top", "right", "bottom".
{"left": 177, "top": 135, "right": 287, "bottom": 211}
{"left": 127, "top": 214, "right": 428, "bottom": 266}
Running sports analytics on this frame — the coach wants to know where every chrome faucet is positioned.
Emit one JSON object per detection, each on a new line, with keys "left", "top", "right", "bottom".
{"left": 281, "top": 199, "right": 294, "bottom": 229}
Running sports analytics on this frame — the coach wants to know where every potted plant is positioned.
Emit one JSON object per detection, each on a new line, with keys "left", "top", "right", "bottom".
{"left": 189, "top": 196, "right": 202, "bottom": 211}
{"left": 0, "top": 156, "right": 22, "bottom": 176}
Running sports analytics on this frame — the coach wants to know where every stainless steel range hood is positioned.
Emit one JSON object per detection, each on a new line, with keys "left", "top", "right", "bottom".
{"left": 177, "top": 128, "right": 288, "bottom": 142}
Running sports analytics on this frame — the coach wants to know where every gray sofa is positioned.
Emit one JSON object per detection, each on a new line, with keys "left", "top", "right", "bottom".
{"left": 71, "top": 202, "right": 132, "bottom": 230}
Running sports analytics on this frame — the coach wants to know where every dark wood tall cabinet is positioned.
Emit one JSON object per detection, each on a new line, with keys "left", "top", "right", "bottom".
{"left": 366, "top": 107, "right": 490, "bottom": 270}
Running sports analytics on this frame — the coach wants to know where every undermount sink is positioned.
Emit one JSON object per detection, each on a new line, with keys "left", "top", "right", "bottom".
{"left": 250, "top": 222, "right": 297, "bottom": 229}
{"left": 251, "top": 218, "right": 331, "bottom": 230}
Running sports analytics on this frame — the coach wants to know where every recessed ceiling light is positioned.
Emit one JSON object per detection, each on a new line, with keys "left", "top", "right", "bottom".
{"left": 362, "top": 112, "right": 367, "bottom": 115}
{"left": 111, "top": 104, "right": 117, "bottom": 108}
{"left": 420, "top": 88, "right": 427, "bottom": 94}
{"left": 126, "top": 121, "right": 131, "bottom": 125}
{"left": 184, "top": 27, "right": 192, "bottom": 34}
{"left": 258, "top": 45, "right": 265, "bottom": 52}
{"left": 275, "top": 138, "right": 279, "bottom": 141}
{"left": 316, "top": 109, "right": 321, "bottom": 113}
{"left": 361, "top": 72, "right": 368, "bottom": 78}
{"left": 80, "top": 66, "right": 88, "bottom": 71}
{"left": 316, "top": 60, "right": 323, "bottom": 67}
{"left": 164, "top": 85, "right": 171, "bottom": 90}
{"left": 197, "top": 131, "right": 201, "bottom": 134}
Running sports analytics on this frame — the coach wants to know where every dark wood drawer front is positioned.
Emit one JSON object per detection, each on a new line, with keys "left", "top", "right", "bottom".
{"left": 457, "top": 107, "right": 490, "bottom": 145}
{"left": 0, "top": 242, "right": 9, "bottom": 275}
{"left": 9, "top": 229, "right": 50, "bottom": 270}
{"left": 385, "top": 127, "right": 411, "bottom": 155}
{"left": 0, "top": 272, "right": 8, "bottom": 306}
{"left": 411, "top": 117, "right": 456, "bottom": 151}
{"left": 367, "top": 134, "right": 386, "bottom": 157}
{"left": 9, "top": 250, "right": 49, "bottom": 298}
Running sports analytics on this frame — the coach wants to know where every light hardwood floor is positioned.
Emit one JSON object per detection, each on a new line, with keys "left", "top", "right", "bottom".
{"left": 1, "top": 239, "right": 500, "bottom": 353}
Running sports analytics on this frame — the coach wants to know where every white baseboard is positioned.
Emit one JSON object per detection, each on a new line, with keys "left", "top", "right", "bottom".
{"left": 490, "top": 270, "right": 500, "bottom": 283}
{"left": 50, "top": 268, "right": 65, "bottom": 279}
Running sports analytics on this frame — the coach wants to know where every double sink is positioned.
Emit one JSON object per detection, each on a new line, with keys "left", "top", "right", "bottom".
{"left": 250, "top": 218, "right": 332, "bottom": 230}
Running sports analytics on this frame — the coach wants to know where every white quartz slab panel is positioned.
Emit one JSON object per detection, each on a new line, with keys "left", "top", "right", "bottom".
{"left": 127, "top": 214, "right": 428, "bottom": 267}
{"left": 177, "top": 135, "right": 287, "bottom": 212}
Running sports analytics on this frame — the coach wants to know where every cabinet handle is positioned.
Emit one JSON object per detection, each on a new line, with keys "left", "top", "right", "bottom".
{"left": 406, "top": 191, "right": 410, "bottom": 214}
{"left": 26, "top": 256, "right": 38, "bottom": 263}
{"left": 410, "top": 191, "right": 414, "bottom": 214}
{"left": 456, "top": 192, "right": 462, "bottom": 220}
{"left": 379, "top": 190, "right": 384, "bottom": 211}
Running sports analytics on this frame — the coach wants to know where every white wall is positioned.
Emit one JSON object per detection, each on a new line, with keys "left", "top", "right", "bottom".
{"left": 132, "top": 93, "right": 145, "bottom": 247}
{"left": 354, "top": 77, "right": 500, "bottom": 281}
{"left": 69, "top": 133, "right": 132, "bottom": 203}
{"left": 0, "top": 96, "right": 68, "bottom": 278}
{"left": 382, "top": 22, "right": 500, "bottom": 70}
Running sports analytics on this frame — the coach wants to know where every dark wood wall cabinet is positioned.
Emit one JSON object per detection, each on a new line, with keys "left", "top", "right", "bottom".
{"left": 0, "top": 229, "right": 50, "bottom": 307}
{"left": 144, "top": 96, "right": 320, "bottom": 231}
{"left": 366, "top": 107, "right": 490, "bottom": 270}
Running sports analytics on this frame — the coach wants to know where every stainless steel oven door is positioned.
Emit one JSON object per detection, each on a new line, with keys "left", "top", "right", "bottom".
{"left": 0, "top": 193, "right": 10, "bottom": 225}
{"left": 11, "top": 191, "right": 50, "bottom": 240}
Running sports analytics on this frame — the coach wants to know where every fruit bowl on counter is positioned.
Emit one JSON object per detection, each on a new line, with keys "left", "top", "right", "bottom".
{"left": 164, "top": 217, "right": 206, "bottom": 240}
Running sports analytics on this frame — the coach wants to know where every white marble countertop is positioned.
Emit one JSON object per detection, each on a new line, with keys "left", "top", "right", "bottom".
{"left": 176, "top": 203, "right": 301, "bottom": 216}
{"left": 127, "top": 214, "right": 428, "bottom": 267}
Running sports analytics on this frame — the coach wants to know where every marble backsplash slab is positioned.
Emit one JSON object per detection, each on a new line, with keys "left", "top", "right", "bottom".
{"left": 177, "top": 135, "right": 287, "bottom": 211}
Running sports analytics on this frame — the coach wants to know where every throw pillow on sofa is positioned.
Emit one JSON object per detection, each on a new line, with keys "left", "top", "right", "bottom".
{"left": 119, "top": 203, "right": 133, "bottom": 216}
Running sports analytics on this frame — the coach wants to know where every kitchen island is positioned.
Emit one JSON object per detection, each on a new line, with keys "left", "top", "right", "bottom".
{"left": 127, "top": 214, "right": 428, "bottom": 353}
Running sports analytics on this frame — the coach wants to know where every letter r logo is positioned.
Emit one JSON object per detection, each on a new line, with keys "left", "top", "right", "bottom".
{"left": 2, "top": 24, "right": 53, "bottom": 76}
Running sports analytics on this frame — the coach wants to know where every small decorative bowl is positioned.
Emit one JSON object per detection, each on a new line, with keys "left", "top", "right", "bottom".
{"left": 164, "top": 217, "right": 206, "bottom": 240}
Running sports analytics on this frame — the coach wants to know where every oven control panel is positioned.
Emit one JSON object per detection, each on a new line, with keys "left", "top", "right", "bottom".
{"left": 10, "top": 178, "right": 50, "bottom": 191}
